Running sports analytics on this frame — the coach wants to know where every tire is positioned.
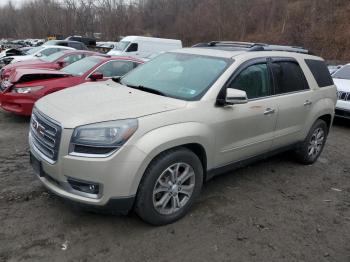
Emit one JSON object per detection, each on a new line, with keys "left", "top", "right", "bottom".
{"left": 135, "top": 147, "right": 203, "bottom": 226}
{"left": 295, "top": 119, "right": 328, "bottom": 165}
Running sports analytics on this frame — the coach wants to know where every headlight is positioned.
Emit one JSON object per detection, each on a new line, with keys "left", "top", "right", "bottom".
{"left": 12, "top": 86, "right": 44, "bottom": 94}
{"left": 0, "top": 80, "right": 12, "bottom": 90}
{"left": 70, "top": 119, "right": 138, "bottom": 156}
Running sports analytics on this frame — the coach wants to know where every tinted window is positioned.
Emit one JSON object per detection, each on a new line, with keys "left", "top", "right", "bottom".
{"left": 305, "top": 59, "right": 334, "bottom": 86}
{"left": 95, "top": 61, "right": 135, "bottom": 77}
{"left": 121, "top": 53, "right": 231, "bottom": 100}
{"left": 271, "top": 61, "right": 309, "bottom": 94}
{"left": 228, "top": 63, "right": 271, "bottom": 99}
{"left": 70, "top": 42, "right": 83, "bottom": 50}
{"left": 332, "top": 64, "right": 350, "bottom": 80}
{"left": 126, "top": 43, "right": 138, "bottom": 52}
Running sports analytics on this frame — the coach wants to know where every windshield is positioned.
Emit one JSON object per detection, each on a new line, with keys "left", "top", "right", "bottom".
{"left": 61, "top": 56, "right": 103, "bottom": 76}
{"left": 333, "top": 65, "right": 350, "bottom": 80}
{"left": 121, "top": 52, "right": 232, "bottom": 100}
{"left": 25, "top": 46, "right": 43, "bottom": 55}
{"left": 113, "top": 41, "right": 130, "bottom": 51}
{"left": 40, "top": 51, "right": 65, "bottom": 62}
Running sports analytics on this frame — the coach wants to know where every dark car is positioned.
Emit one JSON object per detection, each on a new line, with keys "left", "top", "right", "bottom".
{"left": 43, "top": 40, "right": 87, "bottom": 50}
{"left": 65, "top": 36, "right": 96, "bottom": 47}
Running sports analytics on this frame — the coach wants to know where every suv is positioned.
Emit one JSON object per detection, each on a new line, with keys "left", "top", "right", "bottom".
{"left": 29, "top": 42, "right": 337, "bottom": 225}
{"left": 332, "top": 63, "right": 350, "bottom": 119}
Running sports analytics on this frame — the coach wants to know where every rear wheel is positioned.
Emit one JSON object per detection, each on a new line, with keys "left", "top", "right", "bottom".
{"left": 295, "top": 119, "right": 328, "bottom": 164}
{"left": 135, "top": 148, "right": 203, "bottom": 226}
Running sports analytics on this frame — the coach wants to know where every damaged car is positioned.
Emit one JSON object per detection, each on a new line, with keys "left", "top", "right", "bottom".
{"left": 0, "top": 55, "right": 143, "bottom": 115}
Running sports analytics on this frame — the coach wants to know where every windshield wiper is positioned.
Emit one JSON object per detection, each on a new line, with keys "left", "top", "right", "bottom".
{"left": 126, "top": 84, "right": 167, "bottom": 97}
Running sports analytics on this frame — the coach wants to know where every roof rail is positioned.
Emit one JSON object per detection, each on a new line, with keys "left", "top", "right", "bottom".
{"left": 192, "top": 41, "right": 312, "bottom": 54}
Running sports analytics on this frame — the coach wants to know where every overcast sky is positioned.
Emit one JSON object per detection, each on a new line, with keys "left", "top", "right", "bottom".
{"left": 0, "top": 0, "right": 26, "bottom": 6}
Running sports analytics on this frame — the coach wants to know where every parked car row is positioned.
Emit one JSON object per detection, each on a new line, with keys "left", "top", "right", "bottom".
{"left": 0, "top": 38, "right": 345, "bottom": 225}
{"left": 0, "top": 36, "right": 183, "bottom": 116}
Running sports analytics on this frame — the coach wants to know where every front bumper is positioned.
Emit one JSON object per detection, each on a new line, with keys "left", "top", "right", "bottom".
{"left": 335, "top": 108, "right": 350, "bottom": 119}
{"left": 29, "top": 129, "right": 148, "bottom": 210}
{"left": 0, "top": 92, "right": 36, "bottom": 116}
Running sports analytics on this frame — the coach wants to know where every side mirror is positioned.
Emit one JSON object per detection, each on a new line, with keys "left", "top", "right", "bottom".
{"left": 89, "top": 72, "right": 104, "bottom": 81}
{"left": 35, "top": 53, "right": 42, "bottom": 57}
{"left": 57, "top": 61, "right": 66, "bottom": 68}
{"left": 224, "top": 89, "right": 248, "bottom": 105}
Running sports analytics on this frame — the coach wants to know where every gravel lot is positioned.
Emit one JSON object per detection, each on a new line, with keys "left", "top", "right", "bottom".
{"left": 0, "top": 109, "right": 349, "bottom": 262}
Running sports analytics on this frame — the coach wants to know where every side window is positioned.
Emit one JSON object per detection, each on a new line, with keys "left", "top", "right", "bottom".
{"left": 228, "top": 63, "right": 271, "bottom": 99}
{"left": 95, "top": 61, "right": 135, "bottom": 78}
{"left": 63, "top": 54, "right": 85, "bottom": 65}
{"left": 40, "top": 48, "right": 59, "bottom": 56}
{"left": 271, "top": 61, "right": 309, "bottom": 95}
{"left": 71, "top": 43, "right": 82, "bottom": 50}
{"left": 305, "top": 59, "right": 334, "bottom": 87}
{"left": 126, "top": 43, "right": 138, "bottom": 52}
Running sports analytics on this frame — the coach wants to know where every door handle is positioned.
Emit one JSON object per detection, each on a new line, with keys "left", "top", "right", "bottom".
{"left": 304, "top": 100, "right": 312, "bottom": 106}
{"left": 264, "top": 108, "right": 275, "bottom": 115}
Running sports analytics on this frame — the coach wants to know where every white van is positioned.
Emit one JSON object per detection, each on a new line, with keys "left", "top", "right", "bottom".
{"left": 107, "top": 36, "right": 182, "bottom": 58}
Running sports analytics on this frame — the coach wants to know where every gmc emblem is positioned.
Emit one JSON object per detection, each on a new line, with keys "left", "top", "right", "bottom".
{"left": 32, "top": 118, "right": 46, "bottom": 137}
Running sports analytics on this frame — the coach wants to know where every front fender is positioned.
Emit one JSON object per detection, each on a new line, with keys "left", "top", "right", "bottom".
{"left": 130, "top": 122, "right": 215, "bottom": 193}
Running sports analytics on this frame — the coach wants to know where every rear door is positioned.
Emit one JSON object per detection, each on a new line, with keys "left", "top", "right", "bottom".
{"left": 269, "top": 58, "right": 315, "bottom": 148}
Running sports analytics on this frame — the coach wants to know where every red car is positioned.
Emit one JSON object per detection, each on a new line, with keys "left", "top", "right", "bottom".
{"left": 0, "top": 56, "right": 143, "bottom": 116}
{"left": 0, "top": 50, "right": 99, "bottom": 80}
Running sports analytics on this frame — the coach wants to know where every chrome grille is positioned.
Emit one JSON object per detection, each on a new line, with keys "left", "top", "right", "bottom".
{"left": 30, "top": 108, "right": 61, "bottom": 162}
{"left": 337, "top": 91, "right": 350, "bottom": 101}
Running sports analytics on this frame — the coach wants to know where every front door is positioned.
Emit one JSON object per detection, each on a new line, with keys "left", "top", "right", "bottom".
{"left": 214, "top": 60, "right": 278, "bottom": 167}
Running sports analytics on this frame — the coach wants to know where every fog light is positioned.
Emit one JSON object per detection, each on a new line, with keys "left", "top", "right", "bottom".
{"left": 67, "top": 178, "right": 100, "bottom": 195}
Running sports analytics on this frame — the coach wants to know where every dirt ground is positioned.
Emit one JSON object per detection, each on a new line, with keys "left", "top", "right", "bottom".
{"left": 0, "top": 108, "right": 349, "bottom": 262}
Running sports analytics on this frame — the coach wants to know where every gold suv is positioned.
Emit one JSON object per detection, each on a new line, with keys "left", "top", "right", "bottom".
{"left": 29, "top": 42, "right": 337, "bottom": 225}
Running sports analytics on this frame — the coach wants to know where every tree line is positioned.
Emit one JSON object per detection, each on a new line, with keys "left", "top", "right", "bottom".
{"left": 0, "top": 0, "right": 349, "bottom": 61}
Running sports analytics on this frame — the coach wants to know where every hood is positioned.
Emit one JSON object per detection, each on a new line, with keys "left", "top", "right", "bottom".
{"left": 35, "top": 80, "right": 187, "bottom": 128}
{"left": 9, "top": 68, "right": 70, "bottom": 84}
{"left": 333, "top": 78, "right": 350, "bottom": 92}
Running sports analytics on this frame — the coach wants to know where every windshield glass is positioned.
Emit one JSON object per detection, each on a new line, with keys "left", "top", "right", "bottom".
{"left": 40, "top": 51, "right": 65, "bottom": 62}
{"left": 25, "top": 46, "right": 43, "bottom": 55}
{"left": 61, "top": 56, "right": 103, "bottom": 76}
{"left": 121, "top": 52, "right": 232, "bottom": 100}
{"left": 113, "top": 41, "right": 130, "bottom": 51}
{"left": 333, "top": 65, "right": 350, "bottom": 80}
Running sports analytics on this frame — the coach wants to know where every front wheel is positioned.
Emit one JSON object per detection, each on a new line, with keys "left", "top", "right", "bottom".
{"left": 135, "top": 148, "right": 203, "bottom": 226}
{"left": 295, "top": 119, "right": 328, "bottom": 164}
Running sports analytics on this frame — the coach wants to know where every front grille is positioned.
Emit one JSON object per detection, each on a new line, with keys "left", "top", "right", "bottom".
{"left": 335, "top": 109, "right": 350, "bottom": 119}
{"left": 337, "top": 91, "right": 350, "bottom": 101}
{"left": 30, "top": 108, "right": 62, "bottom": 162}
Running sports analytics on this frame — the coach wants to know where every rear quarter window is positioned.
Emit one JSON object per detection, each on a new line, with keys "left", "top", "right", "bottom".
{"left": 305, "top": 59, "right": 334, "bottom": 87}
